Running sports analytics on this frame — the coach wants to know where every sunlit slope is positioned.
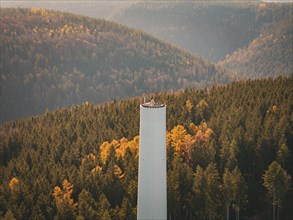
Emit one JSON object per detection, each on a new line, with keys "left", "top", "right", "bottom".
{"left": 219, "top": 12, "right": 293, "bottom": 78}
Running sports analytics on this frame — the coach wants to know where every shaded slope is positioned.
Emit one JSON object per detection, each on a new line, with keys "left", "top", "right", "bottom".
{"left": 112, "top": 2, "right": 263, "bottom": 62}
{"left": 0, "top": 8, "right": 233, "bottom": 123}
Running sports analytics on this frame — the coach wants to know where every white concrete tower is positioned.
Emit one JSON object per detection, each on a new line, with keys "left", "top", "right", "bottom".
{"left": 137, "top": 99, "right": 167, "bottom": 220}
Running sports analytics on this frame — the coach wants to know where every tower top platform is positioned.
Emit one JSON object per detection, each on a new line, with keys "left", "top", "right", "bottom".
{"left": 141, "top": 100, "right": 165, "bottom": 108}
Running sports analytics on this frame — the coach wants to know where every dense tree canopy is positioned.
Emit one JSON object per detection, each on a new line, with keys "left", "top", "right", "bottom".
{"left": 0, "top": 77, "right": 292, "bottom": 219}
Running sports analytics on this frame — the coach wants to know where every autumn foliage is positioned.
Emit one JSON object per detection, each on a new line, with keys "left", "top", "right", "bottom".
{"left": 53, "top": 179, "right": 78, "bottom": 218}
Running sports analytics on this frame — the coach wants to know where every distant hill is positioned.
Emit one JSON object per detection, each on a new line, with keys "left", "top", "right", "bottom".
{"left": 219, "top": 9, "right": 293, "bottom": 78}
{"left": 113, "top": 2, "right": 292, "bottom": 76}
{"left": 112, "top": 2, "right": 263, "bottom": 62}
{"left": 1, "top": 0, "right": 135, "bottom": 20}
{"left": 0, "top": 8, "right": 233, "bottom": 123}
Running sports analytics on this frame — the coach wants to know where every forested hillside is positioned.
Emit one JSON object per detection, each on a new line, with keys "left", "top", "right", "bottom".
{"left": 113, "top": 2, "right": 292, "bottom": 76}
{"left": 0, "top": 77, "right": 292, "bottom": 219}
{"left": 220, "top": 8, "right": 293, "bottom": 78}
{"left": 0, "top": 8, "right": 232, "bottom": 123}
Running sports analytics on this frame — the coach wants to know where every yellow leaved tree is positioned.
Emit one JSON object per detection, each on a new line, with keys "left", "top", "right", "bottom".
{"left": 9, "top": 177, "right": 20, "bottom": 194}
{"left": 170, "top": 125, "right": 188, "bottom": 153}
{"left": 186, "top": 100, "right": 193, "bottom": 113}
{"left": 100, "top": 141, "right": 111, "bottom": 164}
{"left": 53, "top": 179, "right": 77, "bottom": 219}
{"left": 114, "top": 164, "right": 125, "bottom": 179}
{"left": 100, "top": 137, "right": 139, "bottom": 164}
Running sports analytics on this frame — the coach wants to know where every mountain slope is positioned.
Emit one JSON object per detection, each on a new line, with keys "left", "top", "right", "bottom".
{"left": 219, "top": 12, "right": 293, "bottom": 78}
{"left": 0, "top": 8, "right": 233, "bottom": 123}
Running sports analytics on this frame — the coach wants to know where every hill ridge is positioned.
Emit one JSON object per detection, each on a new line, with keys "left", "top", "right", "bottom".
{"left": 0, "top": 7, "right": 234, "bottom": 123}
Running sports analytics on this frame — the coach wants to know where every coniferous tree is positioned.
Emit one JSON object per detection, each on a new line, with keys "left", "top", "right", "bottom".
{"left": 263, "top": 161, "right": 291, "bottom": 220}
{"left": 167, "top": 156, "right": 181, "bottom": 220}
{"left": 192, "top": 165, "right": 206, "bottom": 219}
{"left": 222, "top": 168, "right": 234, "bottom": 220}
{"left": 97, "top": 193, "right": 112, "bottom": 220}
{"left": 117, "top": 197, "right": 135, "bottom": 220}
{"left": 205, "top": 163, "right": 221, "bottom": 220}
{"left": 231, "top": 166, "right": 247, "bottom": 220}
{"left": 277, "top": 142, "right": 290, "bottom": 168}
{"left": 77, "top": 189, "right": 99, "bottom": 220}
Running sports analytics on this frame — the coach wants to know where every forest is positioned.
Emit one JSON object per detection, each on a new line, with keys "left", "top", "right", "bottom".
{"left": 0, "top": 77, "right": 292, "bottom": 219}
{"left": 0, "top": 8, "right": 232, "bottom": 124}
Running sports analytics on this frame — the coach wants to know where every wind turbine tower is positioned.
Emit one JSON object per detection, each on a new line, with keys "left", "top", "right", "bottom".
{"left": 137, "top": 98, "right": 167, "bottom": 220}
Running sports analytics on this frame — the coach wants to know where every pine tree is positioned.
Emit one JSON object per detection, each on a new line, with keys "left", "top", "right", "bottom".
{"left": 192, "top": 165, "right": 206, "bottom": 219}
{"left": 2, "top": 209, "right": 16, "bottom": 220}
{"left": 77, "top": 189, "right": 99, "bottom": 220}
{"left": 231, "top": 166, "right": 247, "bottom": 220}
{"left": 222, "top": 168, "right": 234, "bottom": 220}
{"left": 117, "top": 197, "right": 135, "bottom": 220}
{"left": 263, "top": 161, "right": 291, "bottom": 220}
{"left": 167, "top": 156, "right": 181, "bottom": 219}
{"left": 277, "top": 142, "right": 290, "bottom": 168}
{"left": 98, "top": 193, "right": 111, "bottom": 220}
{"left": 205, "top": 163, "right": 220, "bottom": 220}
